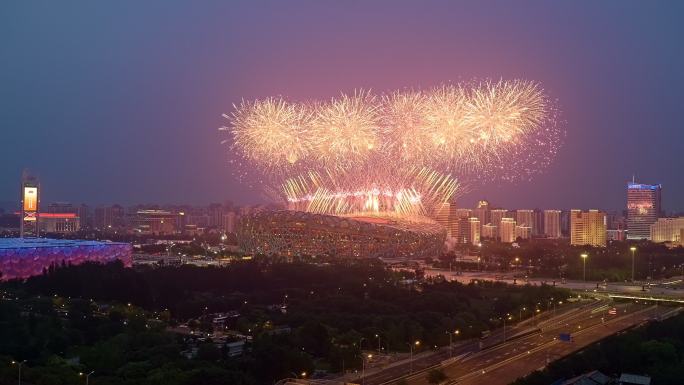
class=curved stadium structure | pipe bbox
[238,210,445,259]
[0,238,132,280]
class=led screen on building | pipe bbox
[23,187,38,212]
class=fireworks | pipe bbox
[311,90,381,168]
[225,97,314,170]
[222,79,561,218]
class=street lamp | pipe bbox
[11,360,27,385]
[409,340,420,373]
[80,371,94,385]
[630,246,637,282]
[502,314,512,342]
[519,307,526,322]
[581,253,588,284]
[374,333,382,355]
[447,330,460,358]
[361,353,373,385]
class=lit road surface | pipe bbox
[359,300,607,385]
[423,269,684,298]
[400,303,678,385]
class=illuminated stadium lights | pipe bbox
[0,238,132,280]
[237,211,445,259]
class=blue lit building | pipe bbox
[626,181,662,240]
[0,238,131,280]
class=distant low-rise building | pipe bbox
[607,229,627,241]
[650,217,684,244]
[557,370,612,385]
[619,373,651,385]
[40,212,80,233]
[133,209,178,235]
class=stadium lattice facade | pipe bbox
[0,238,132,280]
[238,210,445,259]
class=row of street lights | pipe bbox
[582,246,639,285]
[358,338,421,384]
[10,360,93,385]
[357,247,645,384]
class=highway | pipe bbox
[357,299,679,385]
[358,299,598,385]
[423,269,684,299]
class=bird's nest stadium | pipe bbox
[237,210,445,259]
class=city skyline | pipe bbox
[2,3,684,385]
[2,1,684,210]
[1,171,677,217]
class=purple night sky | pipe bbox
[2,1,683,212]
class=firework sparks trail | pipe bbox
[220,79,561,218]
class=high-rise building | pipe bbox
[467,217,481,245]
[606,229,626,241]
[650,217,684,244]
[533,209,544,236]
[482,224,497,239]
[94,204,125,230]
[437,206,471,240]
[627,181,662,240]
[543,210,561,238]
[515,225,531,240]
[490,209,508,228]
[560,210,570,236]
[606,211,626,231]
[454,209,472,218]
[94,206,109,230]
[448,206,470,237]
[20,171,40,238]
[208,203,225,228]
[570,209,607,247]
[434,202,452,237]
[472,200,490,232]
[500,218,516,243]
[455,217,480,245]
[77,204,91,229]
[516,210,534,232]
[223,211,238,234]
